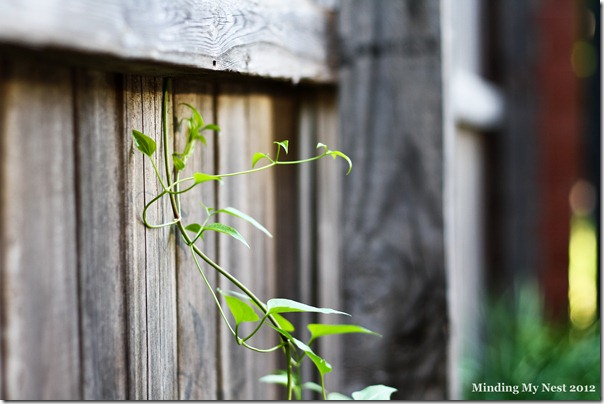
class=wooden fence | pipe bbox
[0,1,343,399]
[0,0,450,400]
[0,56,342,401]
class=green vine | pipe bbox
[132,78,396,400]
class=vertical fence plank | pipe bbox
[339,1,448,399]
[314,90,343,395]
[0,59,80,399]
[122,75,149,400]
[247,93,278,400]
[73,69,127,399]
[217,87,255,400]
[296,93,319,399]
[172,80,218,400]
[141,77,178,400]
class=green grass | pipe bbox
[462,284,600,400]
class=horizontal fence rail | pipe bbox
[0,0,336,83]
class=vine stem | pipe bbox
[159,78,295,395]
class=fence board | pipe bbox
[173,80,219,400]
[0,0,335,83]
[141,77,178,400]
[0,59,80,399]
[122,75,149,400]
[216,88,256,400]
[314,91,343,395]
[296,94,319,399]
[339,0,448,399]
[247,93,278,399]
[73,69,128,399]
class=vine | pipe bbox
[132,78,395,400]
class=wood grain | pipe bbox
[314,90,343,395]
[141,77,178,400]
[339,0,448,399]
[247,93,278,400]
[122,75,149,400]
[73,69,128,399]
[172,80,218,400]
[216,87,255,400]
[0,58,80,399]
[0,0,335,83]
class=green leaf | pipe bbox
[307,324,380,343]
[259,373,288,386]
[214,207,272,238]
[327,150,353,175]
[192,132,207,146]
[203,223,249,248]
[327,392,353,400]
[351,385,397,400]
[220,293,260,325]
[180,103,204,128]
[201,123,221,132]
[252,152,272,168]
[273,327,332,375]
[185,223,202,233]
[173,155,185,171]
[274,140,289,154]
[316,142,328,152]
[272,313,295,332]
[193,172,222,184]
[267,298,350,316]
[217,289,294,331]
[132,130,156,157]
[302,382,324,393]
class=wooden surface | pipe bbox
[0,59,80,399]
[0,56,340,398]
[0,0,335,83]
[74,69,128,400]
[173,81,219,400]
[122,75,150,400]
[338,0,449,399]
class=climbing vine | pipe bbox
[132,78,395,400]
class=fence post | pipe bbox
[338,0,450,399]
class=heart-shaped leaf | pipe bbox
[132,130,156,157]
[307,324,380,343]
[214,207,272,238]
[219,292,259,325]
[267,299,350,316]
[327,392,352,400]
[273,327,332,375]
[201,123,221,132]
[351,385,397,400]
[274,140,289,155]
[193,172,222,184]
[203,223,249,248]
[259,373,289,386]
[173,155,185,171]
[185,223,202,233]
[180,103,204,128]
[252,152,272,168]
[218,289,294,331]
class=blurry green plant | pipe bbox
[462,283,600,400]
[132,78,395,400]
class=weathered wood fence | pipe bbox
[0,0,450,400]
